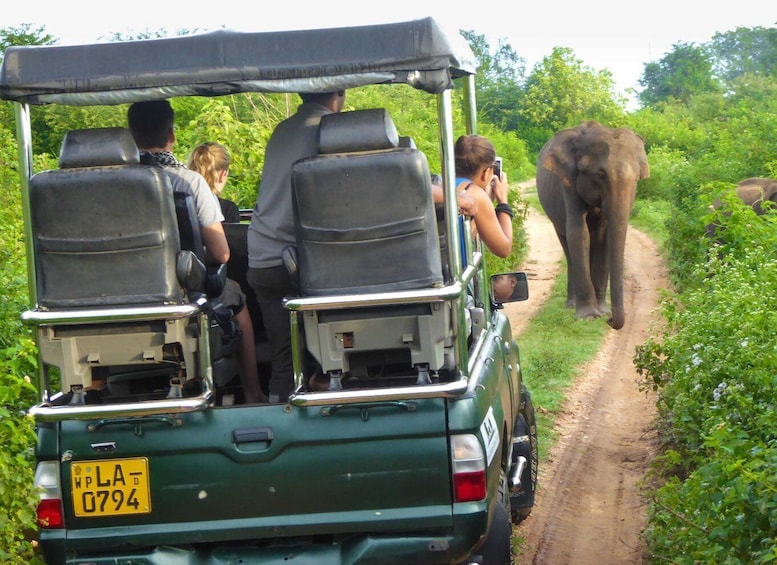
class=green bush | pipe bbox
[638,145,692,202]
[0,338,40,563]
[635,235,777,562]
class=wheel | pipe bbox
[476,471,513,565]
[510,384,538,523]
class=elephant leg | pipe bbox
[555,232,576,308]
[566,212,600,320]
[587,211,609,315]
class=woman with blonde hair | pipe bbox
[188,141,241,222]
[188,142,266,403]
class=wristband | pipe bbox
[495,203,514,219]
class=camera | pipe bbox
[493,157,502,179]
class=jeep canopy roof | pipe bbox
[0,17,477,106]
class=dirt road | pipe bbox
[504,191,667,564]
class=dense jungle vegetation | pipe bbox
[0,23,775,563]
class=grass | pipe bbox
[630,198,671,251]
[517,267,610,458]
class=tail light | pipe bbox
[450,434,486,502]
[35,461,64,529]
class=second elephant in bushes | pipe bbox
[705,177,777,241]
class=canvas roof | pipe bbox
[0,17,477,106]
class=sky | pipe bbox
[3,0,775,108]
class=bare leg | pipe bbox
[235,308,267,403]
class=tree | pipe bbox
[0,23,56,56]
[460,29,526,132]
[516,47,627,154]
[708,26,777,84]
[638,42,721,107]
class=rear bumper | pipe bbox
[44,505,488,565]
[53,530,485,565]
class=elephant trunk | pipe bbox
[606,204,630,330]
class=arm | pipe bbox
[434,179,477,216]
[202,222,230,264]
[472,173,513,258]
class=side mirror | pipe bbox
[490,272,529,304]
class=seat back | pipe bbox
[29,127,183,309]
[291,108,443,296]
[290,110,454,386]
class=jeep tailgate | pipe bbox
[56,397,453,552]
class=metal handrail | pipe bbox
[28,392,213,422]
[21,300,205,326]
[288,377,471,407]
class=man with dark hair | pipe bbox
[247,90,346,402]
[127,99,229,264]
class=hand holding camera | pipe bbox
[493,156,502,180]
[490,156,508,205]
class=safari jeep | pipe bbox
[1,17,537,564]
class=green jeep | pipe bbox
[1,17,537,564]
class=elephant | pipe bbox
[734,177,777,214]
[536,121,649,330]
[705,177,777,241]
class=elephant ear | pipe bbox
[633,134,650,180]
[541,129,580,187]
[638,155,650,180]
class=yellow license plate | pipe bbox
[71,457,151,517]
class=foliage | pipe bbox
[179,95,286,208]
[631,144,692,202]
[630,74,777,292]
[0,23,56,55]
[0,127,30,348]
[630,198,671,252]
[31,105,127,160]
[635,238,777,563]
[708,26,777,85]
[515,47,628,154]
[460,29,526,133]
[0,338,39,563]
[638,42,721,107]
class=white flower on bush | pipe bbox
[691,353,702,367]
[712,382,727,401]
[740,338,749,348]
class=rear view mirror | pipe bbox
[491,272,529,303]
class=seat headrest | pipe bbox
[59,127,140,169]
[318,109,400,155]
[398,136,417,149]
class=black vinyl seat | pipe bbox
[26,127,213,403]
[292,108,443,296]
[289,109,451,387]
[30,127,186,308]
